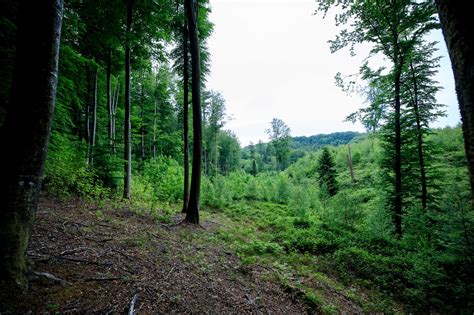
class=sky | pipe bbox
[206,0,460,146]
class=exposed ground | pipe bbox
[0,195,363,314]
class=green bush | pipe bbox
[238,239,283,256]
[44,134,109,199]
[142,156,183,203]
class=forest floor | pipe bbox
[0,195,365,314]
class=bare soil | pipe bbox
[0,196,310,314]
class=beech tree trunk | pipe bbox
[153,99,157,159]
[0,0,63,288]
[436,0,474,201]
[88,66,98,165]
[394,62,403,238]
[182,20,190,213]
[123,0,133,199]
[185,0,202,224]
[112,84,119,155]
[107,48,113,152]
[140,83,145,160]
[85,69,90,148]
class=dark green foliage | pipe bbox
[317,147,338,196]
[292,131,363,150]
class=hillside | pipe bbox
[0,196,365,313]
[291,131,364,150]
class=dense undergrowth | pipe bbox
[43,126,473,313]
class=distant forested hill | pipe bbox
[291,131,364,150]
[241,131,365,172]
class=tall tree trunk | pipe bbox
[85,69,90,153]
[185,0,202,224]
[112,83,119,155]
[394,62,403,238]
[140,83,145,161]
[0,0,63,288]
[182,21,190,213]
[123,0,133,199]
[89,66,98,165]
[215,126,218,177]
[436,0,474,201]
[348,144,356,183]
[153,99,157,159]
[409,63,428,210]
[107,48,113,152]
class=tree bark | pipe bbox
[185,0,202,224]
[436,0,474,201]
[123,0,133,199]
[107,48,113,153]
[182,20,190,213]
[153,99,157,159]
[215,125,218,177]
[85,69,90,151]
[0,0,63,288]
[409,62,427,210]
[89,66,98,165]
[394,61,403,238]
[140,83,145,161]
[112,83,119,155]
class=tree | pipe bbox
[182,18,190,212]
[403,41,444,210]
[319,0,438,237]
[0,0,63,287]
[123,0,133,199]
[266,118,291,170]
[204,91,226,176]
[170,1,191,212]
[435,1,474,201]
[317,147,338,196]
[87,66,98,165]
[218,130,241,174]
[185,0,202,224]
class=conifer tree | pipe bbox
[317,147,338,197]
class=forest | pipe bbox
[0,0,473,313]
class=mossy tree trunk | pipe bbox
[436,0,474,201]
[0,0,63,288]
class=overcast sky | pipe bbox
[206,0,460,146]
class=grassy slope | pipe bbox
[202,202,403,313]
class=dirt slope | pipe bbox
[0,196,309,314]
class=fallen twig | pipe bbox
[128,293,139,315]
[27,251,52,262]
[84,276,121,282]
[84,236,113,242]
[114,249,134,261]
[164,264,176,280]
[60,246,88,256]
[54,256,112,266]
[28,271,70,285]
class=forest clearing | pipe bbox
[0,0,473,313]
